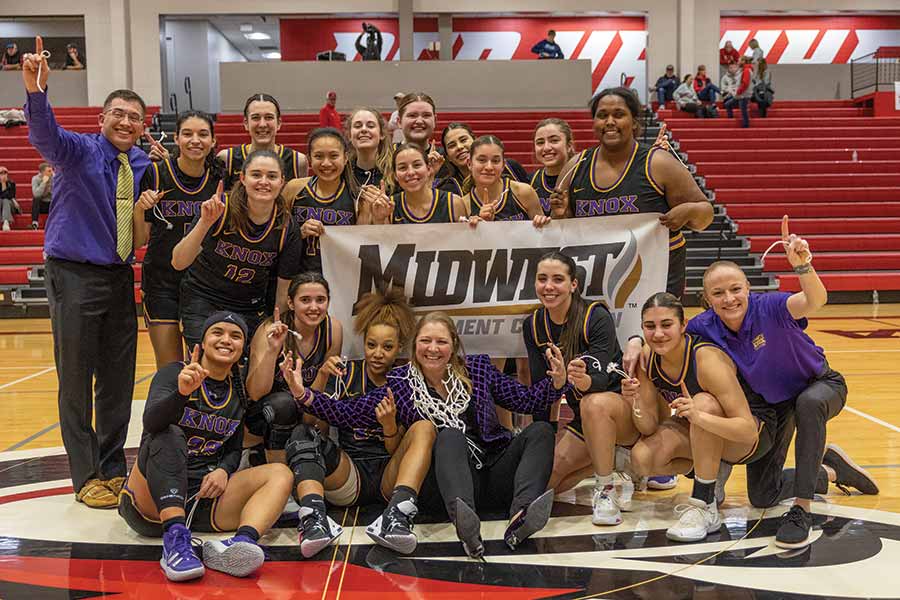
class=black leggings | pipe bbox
[433,422,554,519]
[746,367,847,506]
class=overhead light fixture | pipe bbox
[244,32,271,40]
[240,23,253,32]
[263,51,281,59]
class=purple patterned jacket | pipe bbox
[301,354,566,447]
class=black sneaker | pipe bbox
[504,489,554,550]
[775,505,814,549]
[452,498,484,559]
[297,506,343,558]
[823,444,879,495]
[366,500,418,555]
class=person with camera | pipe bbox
[356,22,383,61]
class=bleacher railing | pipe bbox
[851,46,900,98]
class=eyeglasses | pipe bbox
[105,108,144,124]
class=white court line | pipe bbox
[845,406,900,434]
[828,349,900,354]
[0,366,55,391]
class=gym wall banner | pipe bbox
[720,16,900,64]
[320,214,668,359]
[279,16,647,98]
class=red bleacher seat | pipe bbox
[663,100,900,293]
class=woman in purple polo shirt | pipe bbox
[687,216,878,549]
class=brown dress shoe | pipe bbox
[104,476,126,497]
[75,479,118,509]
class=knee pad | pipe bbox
[285,424,327,485]
[247,392,301,449]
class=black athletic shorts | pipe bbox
[142,286,181,327]
[353,456,391,506]
[179,290,265,350]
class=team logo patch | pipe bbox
[753,333,767,350]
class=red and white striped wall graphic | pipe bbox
[280,17,649,99]
[720,16,900,64]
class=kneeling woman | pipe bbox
[284,312,568,558]
[525,252,636,526]
[118,312,293,582]
[314,288,436,555]
[625,293,771,543]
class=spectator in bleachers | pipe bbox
[674,75,715,118]
[720,62,739,109]
[753,58,774,118]
[31,162,53,229]
[531,30,564,59]
[748,38,764,64]
[2,43,21,70]
[318,91,342,129]
[693,65,721,104]
[64,44,85,70]
[388,91,405,144]
[719,40,740,69]
[653,65,679,109]
[0,166,17,231]
[726,56,754,128]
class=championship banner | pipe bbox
[320,215,668,359]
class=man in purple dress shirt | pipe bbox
[22,37,150,509]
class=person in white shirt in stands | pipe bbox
[31,162,53,229]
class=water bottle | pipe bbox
[851,150,858,162]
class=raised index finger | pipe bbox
[273,305,281,324]
[190,344,201,364]
[36,36,44,56]
[215,180,224,201]
[781,215,790,243]
[680,380,691,399]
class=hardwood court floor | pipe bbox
[0,304,897,599]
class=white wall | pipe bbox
[0,18,84,38]
[162,20,246,113]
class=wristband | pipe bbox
[793,263,812,275]
[294,388,312,407]
[627,334,644,345]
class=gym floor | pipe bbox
[0,304,897,599]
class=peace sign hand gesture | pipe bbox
[21,37,50,93]
[545,343,567,390]
[651,123,671,152]
[781,215,812,268]
[178,345,209,396]
[280,351,308,403]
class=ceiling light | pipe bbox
[240,23,253,32]
[263,52,281,59]
[244,32,271,40]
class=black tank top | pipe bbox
[272,314,334,392]
[648,334,717,405]
[141,158,221,293]
[529,168,557,215]
[568,143,685,253]
[292,177,357,273]
[469,179,529,221]
[222,144,304,191]
[181,195,291,312]
[328,359,392,460]
[437,175,464,196]
[391,189,458,224]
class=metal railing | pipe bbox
[851,47,900,98]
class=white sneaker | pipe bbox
[666,497,722,542]
[615,446,647,492]
[592,484,623,525]
[2,221,9,231]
